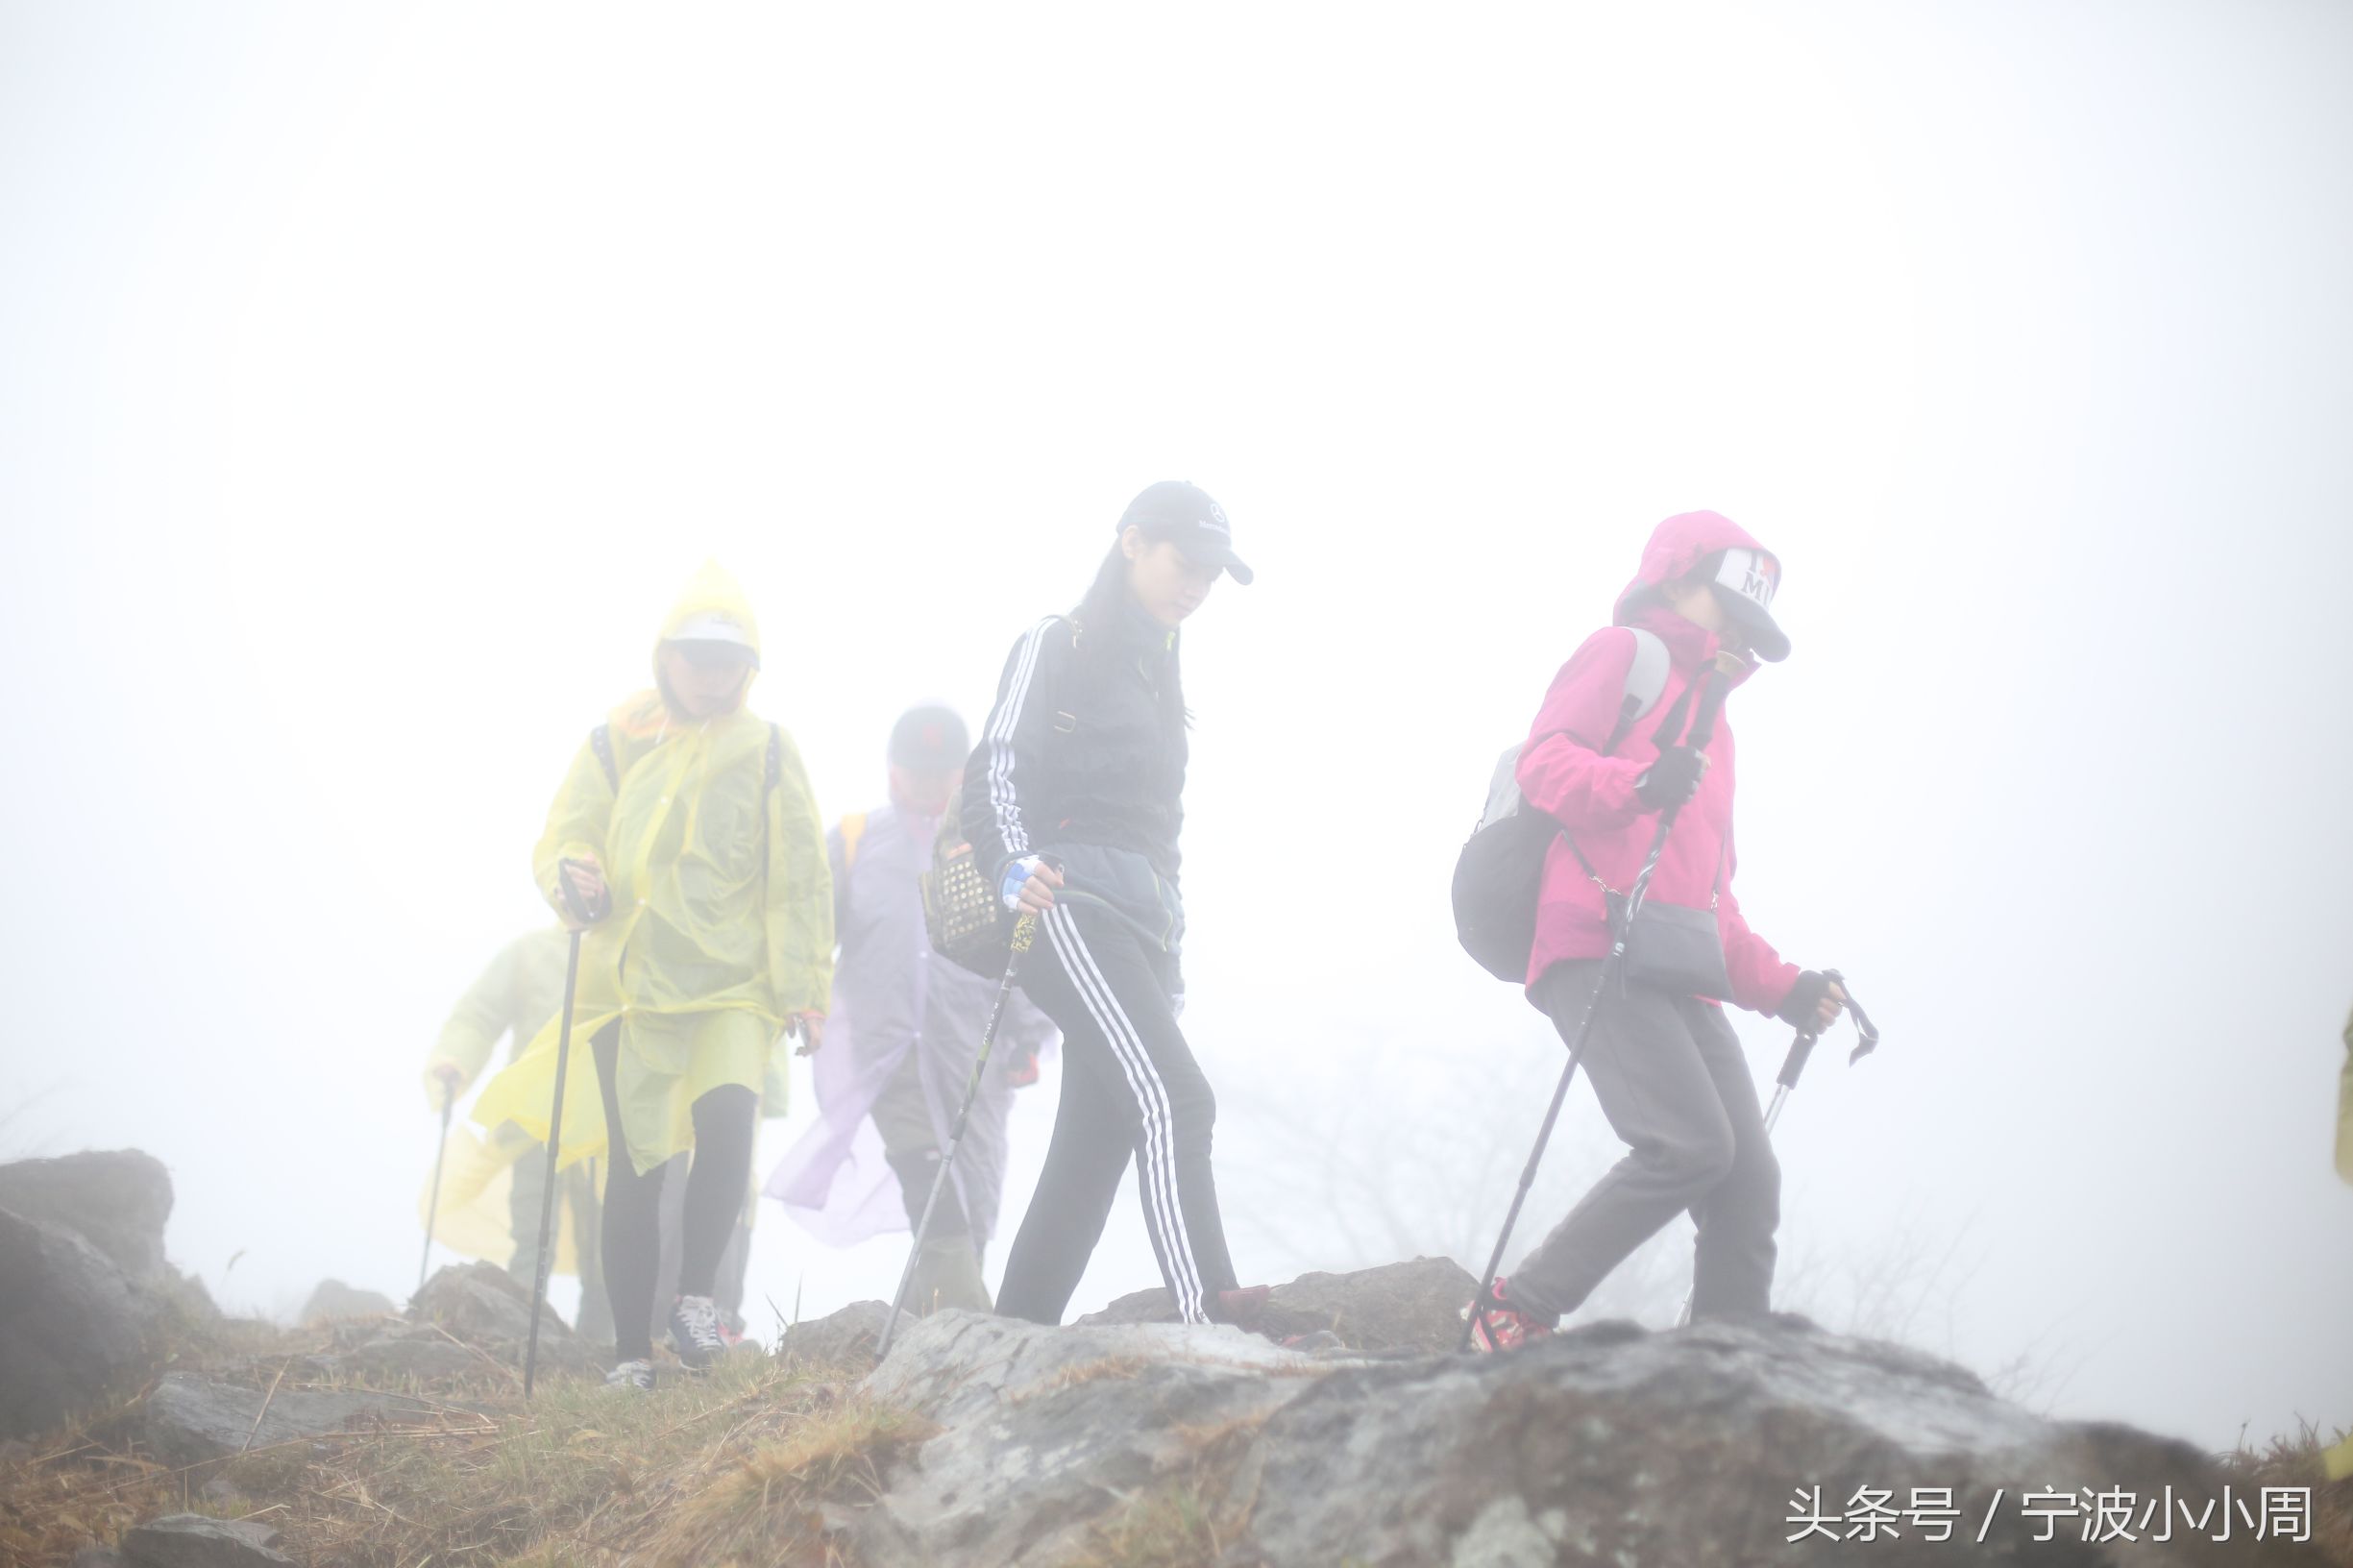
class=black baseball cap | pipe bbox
[889,704,969,772]
[1117,480,1253,585]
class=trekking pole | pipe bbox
[1460,659,1737,1353]
[1761,970,1877,1135]
[1677,971,1879,1324]
[526,863,603,1398]
[418,1090,454,1296]
[877,902,1044,1360]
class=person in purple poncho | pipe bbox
[766,705,1058,1312]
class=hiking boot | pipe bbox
[602,1359,655,1393]
[669,1294,725,1371]
[1210,1285,1272,1328]
[910,1236,993,1315]
[1464,1277,1554,1354]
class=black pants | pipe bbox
[996,901,1237,1325]
[589,1022,758,1361]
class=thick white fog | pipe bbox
[3,1,2346,1454]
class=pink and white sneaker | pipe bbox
[1464,1277,1555,1354]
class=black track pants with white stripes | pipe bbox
[995,900,1238,1325]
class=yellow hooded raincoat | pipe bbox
[474,566,832,1177]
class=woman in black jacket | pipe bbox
[966,480,1255,1326]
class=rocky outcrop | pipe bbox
[298,1279,397,1325]
[1077,1255,1478,1354]
[405,1262,592,1373]
[0,1152,175,1283]
[854,1279,2320,1567]
[777,1299,908,1369]
[859,1311,1309,1565]
[0,1203,169,1439]
[140,1372,428,1469]
[0,1150,227,1439]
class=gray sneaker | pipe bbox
[602,1359,654,1393]
[669,1294,724,1371]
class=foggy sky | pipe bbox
[2,0,2347,1453]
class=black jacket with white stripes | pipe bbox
[966,603,1188,891]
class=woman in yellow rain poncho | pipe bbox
[475,564,831,1389]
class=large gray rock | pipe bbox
[1078,1257,1480,1355]
[408,1261,587,1370]
[857,1311,1320,1564]
[0,1151,174,1283]
[122,1513,295,1567]
[777,1299,907,1369]
[1239,1317,2309,1566]
[141,1372,425,1468]
[852,1309,2318,1567]
[0,1205,168,1438]
[298,1279,398,1326]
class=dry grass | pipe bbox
[0,1314,923,1568]
[1067,1409,1273,1568]
[2217,1421,2353,1566]
[1009,1355,1156,1404]
[642,1399,931,1567]
[1073,1483,1225,1568]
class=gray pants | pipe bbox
[1507,961,1780,1323]
[506,1149,612,1345]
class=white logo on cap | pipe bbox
[1198,503,1230,538]
[1714,547,1777,610]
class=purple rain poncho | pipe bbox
[765,801,1057,1248]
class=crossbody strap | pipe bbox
[1565,821,1725,907]
[1560,661,1722,905]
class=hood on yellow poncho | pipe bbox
[648,561,764,723]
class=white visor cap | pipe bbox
[670,612,756,649]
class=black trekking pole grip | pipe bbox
[1776,1029,1823,1093]
[556,857,612,926]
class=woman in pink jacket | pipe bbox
[1470,511,1848,1351]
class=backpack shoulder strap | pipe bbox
[1604,628,1672,754]
[1563,628,1678,888]
[839,811,869,875]
[589,723,620,793]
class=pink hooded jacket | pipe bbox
[1516,511,1802,1015]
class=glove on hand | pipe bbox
[1634,745,1708,811]
[1777,969,1841,1031]
[1000,855,1045,912]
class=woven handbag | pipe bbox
[921,786,1017,979]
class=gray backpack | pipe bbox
[1451,629,1669,982]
